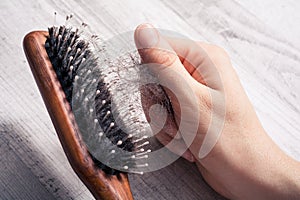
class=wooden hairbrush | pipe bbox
[23,31,133,200]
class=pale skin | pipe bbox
[134,23,300,200]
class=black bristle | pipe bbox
[45,26,138,175]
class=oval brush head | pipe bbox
[44,17,174,175]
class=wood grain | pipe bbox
[0,0,299,199]
[0,130,55,200]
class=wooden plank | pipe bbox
[129,158,224,200]
[0,0,299,199]
[0,129,55,200]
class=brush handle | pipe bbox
[23,31,134,200]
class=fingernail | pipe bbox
[174,129,182,140]
[188,154,195,162]
[136,23,158,48]
[183,151,195,162]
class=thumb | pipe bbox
[134,23,195,84]
[134,23,202,99]
[134,23,201,149]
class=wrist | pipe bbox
[281,157,300,199]
[235,136,300,200]
[197,127,300,200]
[235,133,300,200]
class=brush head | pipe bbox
[44,21,174,175]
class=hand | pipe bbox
[134,23,300,200]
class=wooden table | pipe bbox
[0,0,299,199]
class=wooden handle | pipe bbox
[23,31,134,200]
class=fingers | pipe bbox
[134,23,202,138]
[134,23,205,95]
[155,130,195,163]
[134,23,229,92]
[148,103,181,139]
[164,37,208,84]
[134,23,203,154]
[164,37,226,90]
[140,83,198,163]
[140,83,181,139]
[135,23,225,161]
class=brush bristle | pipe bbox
[45,23,155,174]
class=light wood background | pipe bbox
[0,0,300,199]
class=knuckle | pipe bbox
[158,51,177,67]
[211,45,230,59]
[150,48,177,67]
[197,42,229,59]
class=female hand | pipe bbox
[134,23,300,200]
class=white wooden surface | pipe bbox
[0,0,299,199]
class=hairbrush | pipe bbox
[23,15,176,200]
